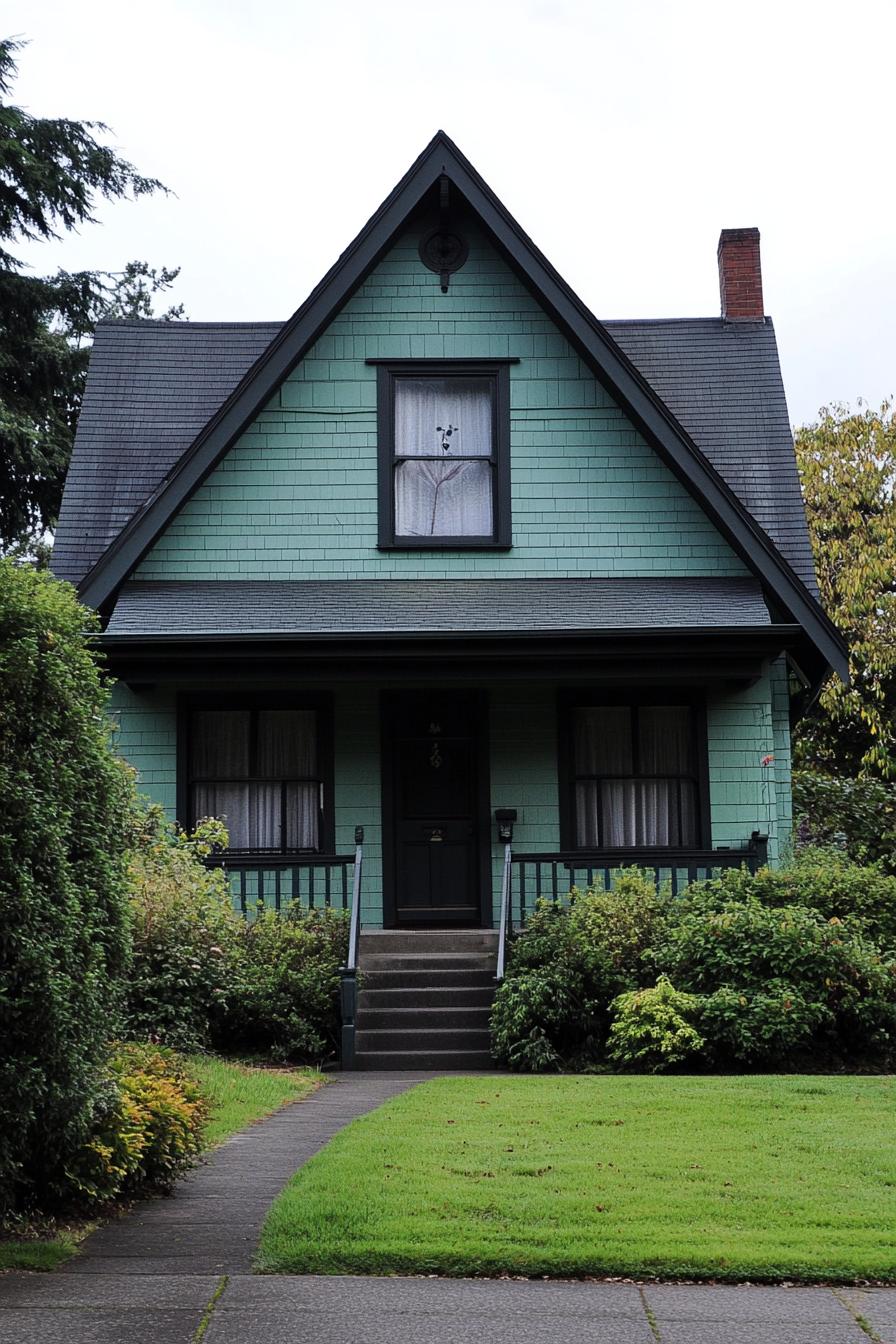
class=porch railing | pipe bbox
[207,851,357,917]
[340,828,365,1071]
[496,832,768,981]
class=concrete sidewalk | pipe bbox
[0,1072,893,1343]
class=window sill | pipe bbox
[378,540,512,552]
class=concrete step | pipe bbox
[358,1005,492,1031]
[360,967,496,991]
[359,930,498,955]
[353,1049,495,1071]
[356,1027,492,1053]
[359,953,496,973]
[359,985,495,1010]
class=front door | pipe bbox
[382,691,487,927]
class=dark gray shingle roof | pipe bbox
[605,318,816,590]
[53,316,816,592]
[103,577,771,638]
[52,321,281,586]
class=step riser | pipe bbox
[353,1051,495,1071]
[357,1028,492,1053]
[360,954,496,972]
[359,1007,492,1031]
[361,969,496,990]
[359,933,498,955]
[359,987,495,1010]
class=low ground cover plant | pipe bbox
[492,856,896,1072]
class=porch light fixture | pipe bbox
[495,808,517,843]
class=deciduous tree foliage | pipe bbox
[0,38,181,550]
[795,399,896,776]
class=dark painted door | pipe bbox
[385,692,484,927]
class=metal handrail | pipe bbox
[346,827,364,972]
[495,840,513,981]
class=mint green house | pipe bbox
[53,135,845,1065]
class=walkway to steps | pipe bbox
[354,928,498,1069]
[2,1072,894,1343]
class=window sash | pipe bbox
[188,707,322,853]
[388,369,500,542]
[569,703,700,849]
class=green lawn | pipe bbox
[0,1055,323,1272]
[186,1055,323,1148]
[258,1074,896,1283]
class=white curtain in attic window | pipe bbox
[394,378,493,536]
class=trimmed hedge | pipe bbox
[0,561,132,1217]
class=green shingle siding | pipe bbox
[135,228,746,581]
[706,657,792,866]
[110,225,796,916]
[111,673,791,928]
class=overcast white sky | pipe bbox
[11,0,896,425]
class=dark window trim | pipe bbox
[176,691,335,855]
[557,687,711,851]
[373,360,512,550]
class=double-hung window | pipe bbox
[561,695,708,850]
[185,701,331,853]
[373,361,511,548]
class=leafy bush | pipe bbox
[491,871,671,1071]
[657,893,896,1065]
[226,906,349,1064]
[68,1044,207,1207]
[0,561,133,1218]
[794,770,896,871]
[607,977,705,1072]
[682,852,896,956]
[124,807,239,1051]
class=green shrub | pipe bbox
[682,853,896,957]
[490,870,671,1071]
[68,1044,207,1207]
[794,770,896,871]
[0,561,132,1219]
[657,894,896,1065]
[607,976,705,1072]
[225,905,349,1064]
[124,807,239,1051]
[491,968,587,1072]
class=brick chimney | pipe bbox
[717,227,764,320]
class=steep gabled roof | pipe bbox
[54,317,817,594]
[60,130,845,681]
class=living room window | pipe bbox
[184,700,332,853]
[372,360,512,548]
[560,694,709,850]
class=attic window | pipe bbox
[374,361,511,549]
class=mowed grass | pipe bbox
[258,1074,896,1283]
[0,1056,323,1272]
[184,1055,324,1148]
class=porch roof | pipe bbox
[103,577,772,639]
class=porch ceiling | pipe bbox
[104,577,772,639]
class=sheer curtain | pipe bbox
[573,705,695,848]
[190,708,319,850]
[393,378,493,536]
[258,711,318,850]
